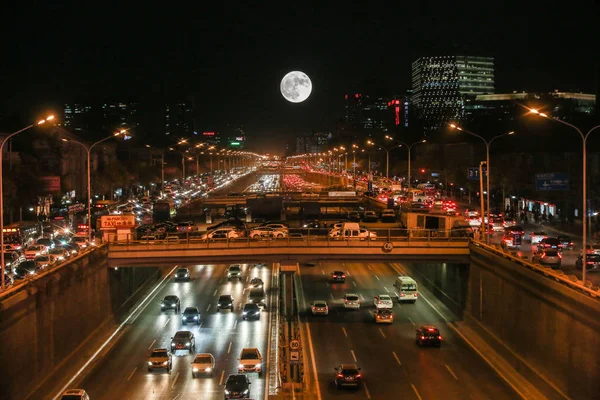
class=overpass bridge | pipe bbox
[106,236,470,267]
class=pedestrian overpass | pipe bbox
[106,236,470,267]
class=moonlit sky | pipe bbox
[1,1,598,153]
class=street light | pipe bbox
[529,108,600,285]
[61,129,129,246]
[1,115,55,290]
[367,140,403,182]
[384,136,427,190]
[449,123,514,244]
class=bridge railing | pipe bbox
[106,228,470,248]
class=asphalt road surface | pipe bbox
[299,261,519,400]
[71,263,272,400]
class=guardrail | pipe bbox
[472,240,600,299]
[0,244,105,301]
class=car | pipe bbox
[71,236,89,248]
[217,295,234,311]
[170,330,196,352]
[334,364,362,389]
[34,254,55,268]
[48,247,69,261]
[362,211,378,222]
[538,237,562,251]
[530,231,548,245]
[59,389,90,400]
[176,221,196,232]
[161,295,181,312]
[466,216,482,227]
[506,225,525,237]
[14,261,37,279]
[242,303,261,320]
[373,294,393,309]
[182,307,201,325]
[174,267,191,281]
[343,293,360,309]
[347,211,361,222]
[310,300,329,315]
[248,277,263,288]
[330,270,346,283]
[224,374,251,399]
[248,288,266,307]
[416,325,442,347]
[227,264,243,280]
[503,217,516,228]
[381,209,397,222]
[557,235,574,250]
[576,254,600,271]
[147,348,172,372]
[237,348,263,375]
[533,249,562,268]
[375,309,394,323]
[191,353,215,377]
[24,244,46,260]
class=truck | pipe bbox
[237,348,263,376]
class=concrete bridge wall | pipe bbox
[0,246,160,400]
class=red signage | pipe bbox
[203,132,215,136]
[395,106,400,126]
[40,176,61,192]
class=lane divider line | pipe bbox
[54,265,178,400]
[383,286,389,292]
[321,269,325,275]
[364,382,372,399]
[367,265,372,271]
[408,316,415,326]
[342,327,348,337]
[126,366,137,382]
[171,371,180,387]
[162,318,170,329]
[233,320,238,330]
[411,383,423,400]
[219,369,225,385]
[213,289,218,296]
[206,304,211,312]
[445,364,458,380]
[378,328,386,339]
[374,275,380,281]
[147,339,156,350]
[350,349,357,362]
[227,342,232,354]
[352,281,357,287]
[359,293,364,301]
[392,351,402,366]
[330,293,334,300]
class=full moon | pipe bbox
[280,71,312,103]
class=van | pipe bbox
[393,276,418,303]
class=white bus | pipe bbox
[407,189,427,203]
[393,276,418,303]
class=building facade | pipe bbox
[165,101,194,137]
[412,56,495,129]
[296,132,331,154]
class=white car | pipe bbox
[343,293,361,309]
[25,245,47,260]
[191,353,215,377]
[466,216,481,227]
[373,294,393,309]
[530,231,548,244]
[310,300,329,315]
[464,209,479,218]
[249,227,287,239]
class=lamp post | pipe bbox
[61,129,128,246]
[449,124,514,245]
[529,109,600,285]
[1,115,55,290]
[367,140,403,184]
[384,136,427,190]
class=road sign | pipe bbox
[467,167,487,181]
[535,173,569,191]
[289,339,300,350]
[289,351,300,363]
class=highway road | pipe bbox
[299,261,519,400]
[69,263,273,400]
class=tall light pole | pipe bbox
[1,115,55,290]
[62,129,128,245]
[449,124,514,245]
[529,109,600,285]
[367,140,403,183]
[385,136,427,190]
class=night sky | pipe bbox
[2,1,599,152]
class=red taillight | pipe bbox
[378,301,381,304]
[427,328,435,332]
[312,306,316,310]
[356,374,362,378]
[332,275,337,278]
[337,374,343,378]
[421,336,425,340]
[558,253,562,258]
[342,275,346,278]
[345,300,348,303]
[414,293,418,297]
[438,336,442,340]
[400,293,405,297]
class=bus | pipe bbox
[393,276,418,303]
[153,200,176,222]
[407,189,427,203]
[2,222,42,250]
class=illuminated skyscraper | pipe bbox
[165,101,194,137]
[412,56,494,129]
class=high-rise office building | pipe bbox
[102,102,140,132]
[412,56,495,129]
[344,94,390,133]
[62,103,95,133]
[296,132,331,154]
[165,101,194,137]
